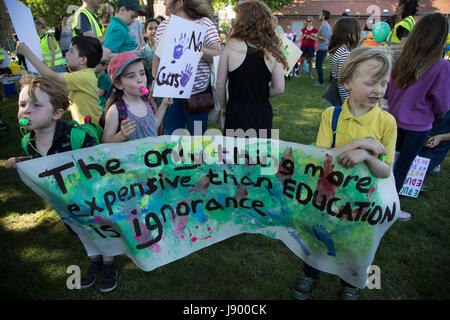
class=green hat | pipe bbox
[116,0,146,14]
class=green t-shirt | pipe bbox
[103,16,137,53]
[97,72,112,110]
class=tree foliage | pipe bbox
[18,0,293,29]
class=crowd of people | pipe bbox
[0,0,449,298]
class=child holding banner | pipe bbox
[386,13,449,220]
[293,47,396,300]
[102,52,171,143]
[5,76,97,167]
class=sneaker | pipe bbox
[100,263,118,293]
[431,165,440,173]
[80,259,103,289]
[312,82,324,87]
[341,286,358,300]
[292,276,315,300]
[397,210,412,222]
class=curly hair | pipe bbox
[229,1,288,70]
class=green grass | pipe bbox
[0,62,449,300]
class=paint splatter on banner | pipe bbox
[17,135,399,288]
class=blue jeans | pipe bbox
[315,50,327,84]
[163,89,210,135]
[394,128,430,192]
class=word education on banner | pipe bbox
[153,15,206,99]
[17,136,400,288]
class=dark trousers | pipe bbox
[315,49,327,84]
[418,111,450,171]
[394,128,430,192]
[304,263,356,288]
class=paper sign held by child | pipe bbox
[153,15,206,99]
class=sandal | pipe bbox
[341,286,358,300]
[292,276,316,300]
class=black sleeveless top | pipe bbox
[225,43,273,137]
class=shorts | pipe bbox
[301,46,315,58]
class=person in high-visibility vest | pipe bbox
[34,17,67,72]
[386,0,418,49]
[72,0,105,44]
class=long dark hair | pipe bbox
[328,17,360,55]
[392,13,448,88]
[398,0,418,19]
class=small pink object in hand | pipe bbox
[140,87,149,95]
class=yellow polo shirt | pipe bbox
[63,68,102,124]
[316,99,397,164]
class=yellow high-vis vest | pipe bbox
[0,49,5,60]
[72,8,105,38]
[40,33,65,67]
[386,16,415,45]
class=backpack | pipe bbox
[331,106,342,148]
[21,120,103,156]
[98,96,158,133]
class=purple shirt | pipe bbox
[386,59,450,131]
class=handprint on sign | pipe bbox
[180,64,193,87]
[173,33,189,61]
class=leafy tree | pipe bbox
[19,0,76,29]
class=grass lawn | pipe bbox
[0,61,449,300]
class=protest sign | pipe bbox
[17,135,399,288]
[5,0,42,74]
[395,152,430,198]
[281,36,302,77]
[153,15,206,99]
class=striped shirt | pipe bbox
[154,17,220,95]
[329,46,351,105]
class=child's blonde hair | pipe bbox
[20,76,70,111]
[339,46,392,85]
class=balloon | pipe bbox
[372,22,390,43]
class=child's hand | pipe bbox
[161,98,173,106]
[425,135,442,148]
[338,149,369,168]
[356,138,386,157]
[15,41,29,56]
[119,118,136,139]
[5,157,18,169]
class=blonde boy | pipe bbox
[293,47,397,301]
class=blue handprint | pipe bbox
[180,64,193,87]
[313,225,336,256]
[173,33,188,60]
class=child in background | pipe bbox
[95,61,112,111]
[102,51,170,143]
[16,36,103,124]
[419,111,450,173]
[102,0,145,62]
[386,13,449,221]
[293,47,396,300]
[5,76,97,168]
[325,17,361,106]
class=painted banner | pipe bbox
[153,15,206,98]
[17,135,399,288]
